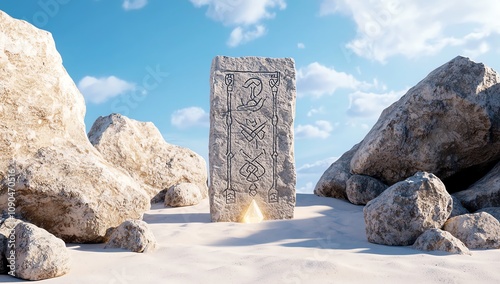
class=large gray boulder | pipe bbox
[105,220,157,253]
[88,113,208,203]
[412,228,470,255]
[165,183,203,207]
[346,174,388,205]
[10,222,71,281]
[0,11,150,243]
[454,161,500,211]
[443,212,500,249]
[364,172,452,246]
[350,56,500,187]
[314,143,360,199]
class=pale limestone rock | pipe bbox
[450,195,469,218]
[454,161,500,211]
[477,207,500,222]
[350,56,500,187]
[165,183,203,207]
[444,212,500,249]
[314,143,360,200]
[11,222,71,281]
[346,174,388,205]
[209,56,296,222]
[0,11,150,243]
[105,220,157,253]
[88,113,208,203]
[364,172,452,246]
[413,228,470,255]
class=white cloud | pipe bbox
[347,89,407,118]
[463,42,490,60]
[190,0,286,46]
[295,120,334,139]
[227,25,266,47]
[122,0,148,10]
[307,106,325,117]
[297,182,314,194]
[297,42,305,49]
[171,107,209,129]
[297,156,338,174]
[297,62,371,98]
[78,76,135,104]
[320,0,500,62]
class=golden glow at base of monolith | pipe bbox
[241,200,264,223]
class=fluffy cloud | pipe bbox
[347,89,406,118]
[297,62,371,98]
[307,106,325,117]
[297,156,338,174]
[78,76,135,104]
[297,42,305,49]
[171,107,209,129]
[227,25,266,47]
[190,0,286,46]
[320,0,500,62]
[122,0,148,10]
[295,120,335,139]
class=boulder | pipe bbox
[0,11,150,243]
[443,212,500,249]
[454,161,500,211]
[105,220,156,253]
[314,143,360,199]
[88,113,208,203]
[477,207,500,222]
[364,172,452,246]
[10,222,71,281]
[346,174,388,205]
[450,195,469,218]
[165,183,203,207]
[350,56,500,188]
[412,228,470,255]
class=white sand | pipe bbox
[2,194,500,283]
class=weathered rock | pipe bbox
[477,207,500,222]
[314,143,360,200]
[105,220,156,253]
[450,195,469,218]
[443,212,500,249]
[88,113,208,203]
[165,183,203,207]
[11,222,71,280]
[364,172,452,246]
[209,56,296,222]
[350,56,500,187]
[454,161,500,211]
[346,174,388,205]
[0,11,150,243]
[413,228,470,255]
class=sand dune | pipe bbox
[2,194,499,283]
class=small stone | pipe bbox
[165,183,203,207]
[346,174,388,205]
[413,228,470,255]
[105,220,157,253]
[443,212,500,249]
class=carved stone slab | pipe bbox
[209,56,296,222]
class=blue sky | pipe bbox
[2,0,499,193]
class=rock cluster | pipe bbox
[316,56,500,253]
[105,220,157,253]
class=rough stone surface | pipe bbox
[12,222,71,281]
[364,172,453,246]
[413,228,470,255]
[346,174,388,205]
[165,183,203,207]
[209,56,296,222]
[88,114,208,203]
[454,161,500,211]
[477,207,500,222]
[314,143,360,200]
[105,220,157,253]
[444,212,500,249]
[350,56,500,187]
[450,195,469,218]
[0,11,150,243]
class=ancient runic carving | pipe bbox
[209,56,296,222]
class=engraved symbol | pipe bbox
[249,183,258,197]
[237,78,265,112]
[239,149,266,183]
[224,74,236,204]
[236,118,267,148]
